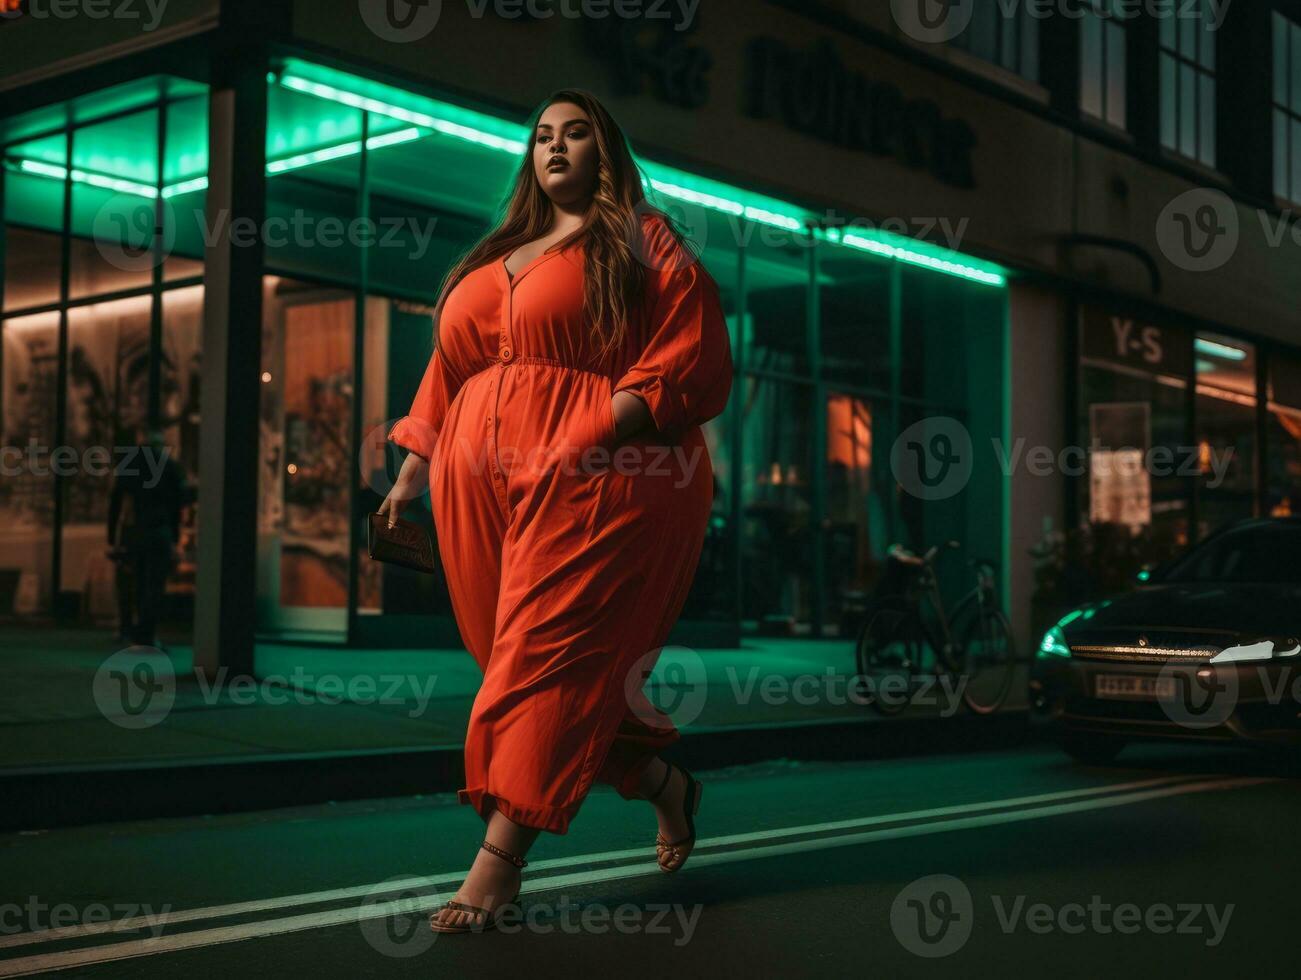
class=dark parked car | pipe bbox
[1031,518,1301,763]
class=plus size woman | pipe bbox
[379,89,733,933]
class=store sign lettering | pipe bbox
[1080,307,1191,378]
[743,35,976,189]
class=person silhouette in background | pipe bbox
[108,428,187,649]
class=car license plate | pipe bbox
[1095,674,1176,700]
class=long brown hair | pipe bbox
[428,88,707,366]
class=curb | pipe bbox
[1,711,1041,832]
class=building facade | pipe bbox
[1,0,1298,668]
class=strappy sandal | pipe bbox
[429,840,527,934]
[646,761,702,873]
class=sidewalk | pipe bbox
[0,628,1034,830]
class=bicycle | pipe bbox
[855,541,1018,716]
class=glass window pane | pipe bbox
[819,245,892,391]
[1106,23,1127,128]
[1160,54,1178,149]
[164,95,209,279]
[160,284,203,635]
[1195,332,1257,537]
[257,276,355,635]
[1293,22,1301,110]
[741,374,815,637]
[0,313,60,614]
[1179,64,1197,159]
[1292,119,1301,205]
[1273,13,1288,107]
[1198,73,1215,167]
[1267,354,1301,517]
[3,228,63,312]
[1277,108,1291,201]
[1021,11,1039,82]
[1179,11,1196,59]
[60,297,153,603]
[1160,11,1175,51]
[70,109,160,300]
[265,83,364,285]
[1199,19,1215,71]
[1081,14,1103,119]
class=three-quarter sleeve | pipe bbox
[612,217,734,441]
[388,346,462,461]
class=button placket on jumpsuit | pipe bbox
[388,213,733,834]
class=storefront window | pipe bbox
[0,79,207,627]
[1077,306,1191,582]
[257,277,356,634]
[0,313,58,615]
[1267,353,1301,516]
[1193,331,1257,537]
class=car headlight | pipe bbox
[1037,625,1072,659]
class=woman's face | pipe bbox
[532,101,597,204]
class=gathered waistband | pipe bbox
[468,355,611,381]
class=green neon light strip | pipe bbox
[8,58,1009,288]
[1194,337,1246,361]
[272,58,1006,287]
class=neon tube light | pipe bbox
[1194,337,1247,361]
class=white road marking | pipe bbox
[0,771,1204,951]
[0,774,1271,976]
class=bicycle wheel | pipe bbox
[855,600,922,716]
[957,607,1016,715]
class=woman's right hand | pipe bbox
[378,451,430,527]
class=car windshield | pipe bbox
[1161,523,1301,584]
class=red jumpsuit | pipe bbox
[388,212,733,834]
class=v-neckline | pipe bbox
[500,240,568,288]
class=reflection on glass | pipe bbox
[258,277,355,633]
[1267,354,1301,517]
[70,109,160,299]
[0,314,59,614]
[1194,331,1257,536]
[741,374,815,635]
[60,297,152,600]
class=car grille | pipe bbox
[1068,643,1222,664]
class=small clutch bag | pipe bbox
[366,512,436,574]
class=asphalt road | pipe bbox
[2,740,1298,978]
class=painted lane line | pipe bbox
[0,771,1209,952]
[0,775,1270,977]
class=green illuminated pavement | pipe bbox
[0,627,1030,773]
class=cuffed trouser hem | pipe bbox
[457,787,584,835]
